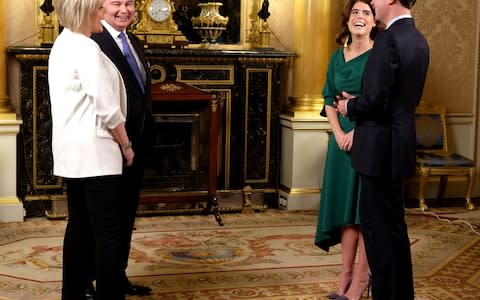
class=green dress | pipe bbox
[315,48,371,252]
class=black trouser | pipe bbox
[119,145,145,283]
[359,175,414,300]
[84,134,150,288]
[62,176,125,300]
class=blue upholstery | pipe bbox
[416,151,474,167]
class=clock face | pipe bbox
[148,0,171,22]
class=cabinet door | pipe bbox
[18,61,65,217]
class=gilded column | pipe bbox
[286,0,344,118]
[0,0,24,222]
[0,0,14,118]
[278,0,344,210]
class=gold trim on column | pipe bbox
[279,184,321,195]
[0,100,16,120]
[286,96,325,119]
[0,197,21,204]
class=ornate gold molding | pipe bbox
[238,57,286,64]
[150,64,167,83]
[15,54,50,61]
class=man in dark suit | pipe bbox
[337,0,429,299]
[90,0,154,296]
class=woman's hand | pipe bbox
[333,130,347,150]
[121,146,135,166]
[343,129,354,152]
[334,129,354,151]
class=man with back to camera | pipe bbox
[90,0,154,296]
[336,0,429,299]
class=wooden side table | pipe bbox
[141,81,223,226]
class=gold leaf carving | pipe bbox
[160,83,183,93]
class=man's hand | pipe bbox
[336,91,355,116]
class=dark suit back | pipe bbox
[347,18,429,179]
[91,29,152,141]
[91,28,154,283]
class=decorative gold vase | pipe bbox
[191,2,229,44]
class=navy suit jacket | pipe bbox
[91,28,152,141]
[347,18,429,180]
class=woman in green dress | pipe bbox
[315,1,380,299]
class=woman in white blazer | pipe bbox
[49,0,132,299]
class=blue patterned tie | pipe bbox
[119,32,145,93]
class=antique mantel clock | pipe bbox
[133,0,188,47]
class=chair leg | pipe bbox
[437,175,447,200]
[465,171,476,210]
[418,175,428,211]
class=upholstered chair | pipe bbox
[414,101,476,211]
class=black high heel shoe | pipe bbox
[326,277,352,299]
[335,275,371,300]
[327,291,340,299]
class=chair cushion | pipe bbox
[416,114,444,150]
[416,151,474,167]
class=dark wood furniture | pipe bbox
[7,46,294,218]
[144,81,223,225]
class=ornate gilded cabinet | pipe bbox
[7,46,294,217]
[6,48,62,217]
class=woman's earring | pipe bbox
[343,35,350,48]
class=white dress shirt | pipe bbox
[101,20,147,83]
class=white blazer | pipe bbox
[48,28,127,178]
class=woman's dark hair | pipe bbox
[335,0,380,46]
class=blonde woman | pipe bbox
[49,0,132,299]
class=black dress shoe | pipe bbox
[125,281,152,295]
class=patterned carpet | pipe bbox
[0,209,478,299]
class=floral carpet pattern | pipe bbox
[0,209,478,299]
